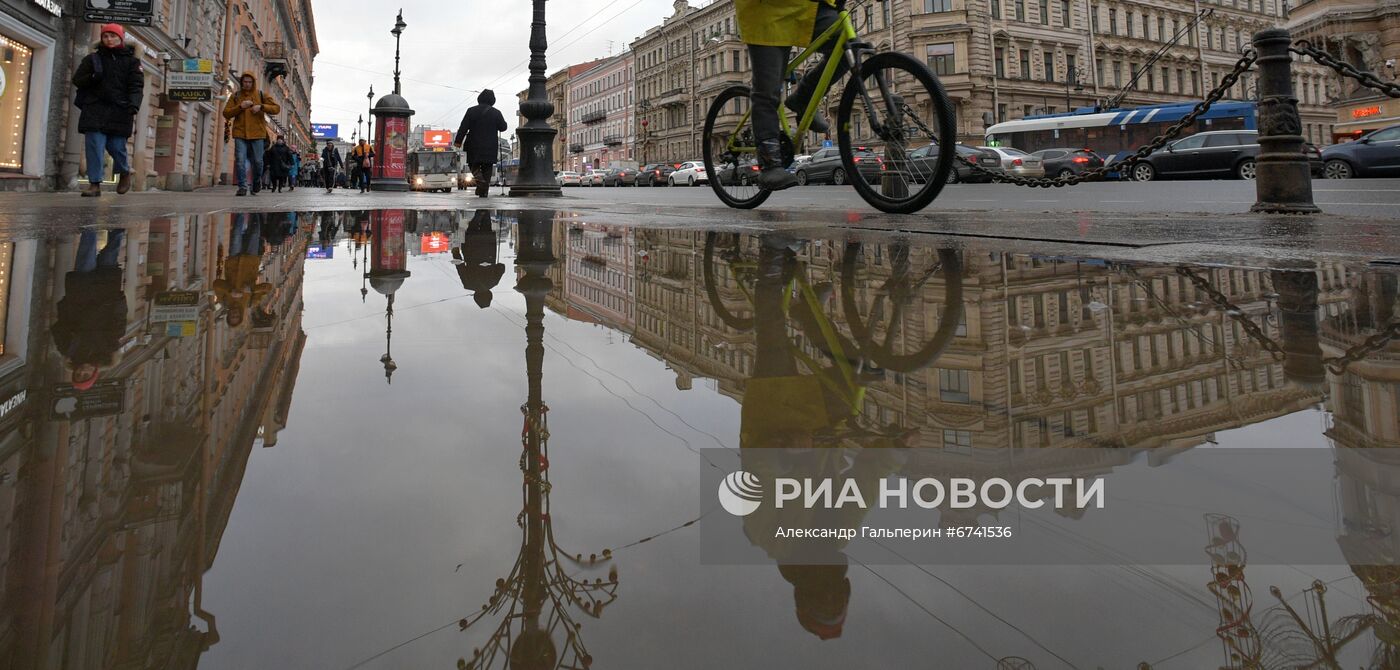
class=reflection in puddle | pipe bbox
[0,209,1395,668]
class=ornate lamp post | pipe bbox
[510,1,563,196]
[371,11,414,192]
[1064,72,1084,112]
[357,114,364,142]
[367,85,375,145]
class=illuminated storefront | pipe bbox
[0,32,31,171]
[1334,98,1400,142]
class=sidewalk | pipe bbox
[0,185,1396,267]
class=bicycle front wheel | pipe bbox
[837,53,957,214]
[703,85,771,210]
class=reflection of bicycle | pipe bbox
[702,233,964,425]
[702,0,956,214]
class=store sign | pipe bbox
[84,0,154,26]
[152,290,200,322]
[164,321,197,337]
[1351,105,1382,120]
[423,129,453,148]
[168,71,213,102]
[51,379,125,420]
[0,390,25,422]
[32,0,62,16]
[312,123,338,139]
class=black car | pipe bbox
[921,144,1000,183]
[1031,148,1105,178]
[602,167,638,186]
[716,159,761,186]
[1321,124,1400,179]
[1130,130,1260,181]
[638,163,678,186]
[794,146,882,185]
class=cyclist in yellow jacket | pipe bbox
[736,0,847,191]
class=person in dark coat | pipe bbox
[52,229,128,389]
[71,24,144,198]
[454,90,509,197]
[453,210,505,307]
[319,142,342,194]
[267,135,294,192]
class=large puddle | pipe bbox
[1,209,1398,669]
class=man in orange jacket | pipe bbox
[222,73,281,196]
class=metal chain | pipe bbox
[1291,40,1400,99]
[1323,321,1400,375]
[960,49,1257,188]
[1175,267,1288,361]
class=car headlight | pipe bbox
[415,177,423,185]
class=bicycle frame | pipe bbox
[724,9,860,157]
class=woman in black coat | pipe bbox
[71,23,144,197]
[267,136,294,192]
[454,89,508,197]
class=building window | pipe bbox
[1043,52,1055,82]
[1191,70,1200,95]
[1158,16,1166,41]
[1066,54,1077,83]
[1096,58,1105,86]
[1126,10,1134,37]
[926,0,953,11]
[943,429,973,452]
[1108,8,1118,35]
[0,33,34,171]
[997,103,1008,122]
[1161,66,1169,92]
[927,43,956,75]
[1015,0,1027,20]
[1039,0,1049,23]
[1061,0,1072,26]
[1142,13,1150,38]
[992,0,1002,17]
[1176,68,1184,93]
[939,368,972,403]
[995,46,1006,77]
[1020,49,1031,78]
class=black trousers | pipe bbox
[747,3,846,143]
[471,163,494,195]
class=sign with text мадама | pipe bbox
[84,0,154,26]
[167,71,214,102]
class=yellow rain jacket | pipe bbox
[736,0,839,48]
[222,82,281,141]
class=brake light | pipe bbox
[1072,156,1089,163]
[853,157,862,163]
[1012,158,1023,166]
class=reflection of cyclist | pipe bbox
[52,229,128,390]
[737,0,847,191]
[738,234,911,640]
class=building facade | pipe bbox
[565,53,636,172]
[1287,0,1400,141]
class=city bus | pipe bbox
[984,101,1257,169]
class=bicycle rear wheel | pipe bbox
[703,86,771,209]
[837,52,956,214]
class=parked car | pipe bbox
[556,171,582,187]
[1128,130,1261,181]
[584,169,607,186]
[1321,124,1400,179]
[794,146,883,185]
[976,146,1045,178]
[638,163,677,186]
[716,158,762,186]
[602,166,638,186]
[669,161,708,186]
[1030,148,1105,179]
[910,144,999,184]
[1305,143,1325,177]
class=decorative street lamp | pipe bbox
[367,85,375,145]
[371,10,414,192]
[357,114,363,142]
[1064,72,1084,112]
[510,0,563,196]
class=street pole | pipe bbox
[511,0,563,196]
[367,85,374,146]
[1250,28,1319,214]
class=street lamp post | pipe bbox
[370,10,414,192]
[357,114,363,142]
[1064,72,1084,112]
[367,85,375,145]
[510,0,563,196]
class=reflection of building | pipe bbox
[0,215,307,667]
[559,223,637,329]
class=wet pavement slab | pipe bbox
[1,208,1399,669]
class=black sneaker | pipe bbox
[236,188,247,196]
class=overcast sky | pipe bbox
[308,0,689,142]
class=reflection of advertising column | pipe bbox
[370,92,414,192]
[0,34,33,171]
[368,210,410,382]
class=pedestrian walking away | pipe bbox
[71,24,145,198]
[289,148,301,191]
[223,72,281,196]
[349,140,375,192]
[319,142,343,194]
[737,0,844,191]
[454,90,508,198]
[267,136,294,192]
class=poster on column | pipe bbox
[373,210,407,273]
[376,116,409,180]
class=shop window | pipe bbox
[0,34,34,171]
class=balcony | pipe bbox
[652,88,687,108]
[262,41,288,80]
[582,110,607,124]
[569,143,584,153]
[603,134,623,146]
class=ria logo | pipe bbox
[718,471,764,516]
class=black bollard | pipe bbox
[1250,29,1320,214]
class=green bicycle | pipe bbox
[702,0,957,214]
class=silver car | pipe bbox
[977,146,1045,178]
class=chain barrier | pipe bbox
[960,50,1257,188]
[1324,321,1400,375]
[1175,267,1288,361]
[1291,40,1400,99]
